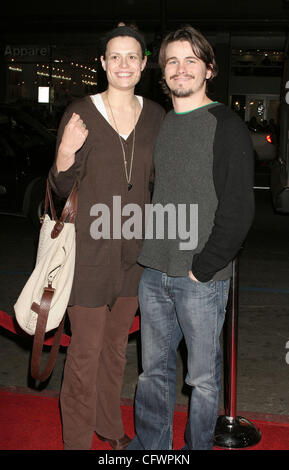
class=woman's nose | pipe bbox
[120,57,129,68]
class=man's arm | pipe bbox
[191,114,255,282]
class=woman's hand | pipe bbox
[56,113,89,172]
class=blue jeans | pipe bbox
[127,267,230,450]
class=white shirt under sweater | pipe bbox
[91,94,143,140]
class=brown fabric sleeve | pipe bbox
[48,105,86,199]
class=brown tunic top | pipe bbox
[49,95,165,308]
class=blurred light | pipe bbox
[38,86,50,103]
[266,134,272,144]
[37,71,71,80]
[8,66,22,72]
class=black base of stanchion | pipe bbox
[214,415,262,449]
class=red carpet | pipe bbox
[1,388,289,450]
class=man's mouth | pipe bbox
[171,74,194,80]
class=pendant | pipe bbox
[128,183,133,191]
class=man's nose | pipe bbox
[176,61,186,74]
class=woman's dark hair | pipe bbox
[100,22,146,59]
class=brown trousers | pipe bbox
[60,296,138,450]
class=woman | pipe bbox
[49,24,165,450]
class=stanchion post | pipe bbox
[214,255,262,449]
[224,254,239,419]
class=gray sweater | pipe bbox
[138,102,255,282]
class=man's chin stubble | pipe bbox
[171,88,194,98]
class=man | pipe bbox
[127,25,255,450]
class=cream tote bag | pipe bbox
[14,179,78,381]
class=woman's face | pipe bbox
[101,36,147,92]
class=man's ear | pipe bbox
[206,65,213,80]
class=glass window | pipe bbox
[231,49,284,77]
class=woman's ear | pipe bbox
[141,55,147,72]
[100,55,106,71]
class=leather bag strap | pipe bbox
[44,179,78,223]
[47,179,78,238]
[60,182,78,223]
[44,179,57,221]
[30,287,65,382]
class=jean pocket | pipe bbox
[187,275,217,296]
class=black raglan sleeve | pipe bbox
[191,111,255,282]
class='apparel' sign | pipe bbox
[4,45,49,57]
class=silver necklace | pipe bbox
[106,94,136,191]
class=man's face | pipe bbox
[164,40,212,98]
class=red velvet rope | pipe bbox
[0,310,139,347]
